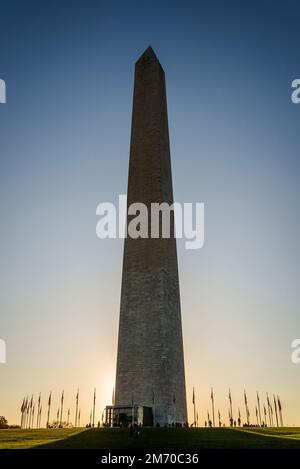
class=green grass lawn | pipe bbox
[1,427,300,449]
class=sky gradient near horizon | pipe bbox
[0,0,300,426]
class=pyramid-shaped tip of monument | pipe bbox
[136,46,164,70]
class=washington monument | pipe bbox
[114,47,187,426]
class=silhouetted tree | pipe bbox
[0,416,8,428]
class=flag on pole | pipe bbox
[277,396,283,426]
[263,404,267,425]
[273,395,279,427]
[26,397,30,428]
[21,398,25,428]
[244,390,249,425]
[46,391,51,428]
[39,404,42,428]
[60,390,64,426]
[75,388,79,427]
[211,387,215,427]
[229,388,233,422]
[32,405,35,428]
[29,395,33,429]
[257,391,262,426]
[24,396,28,428]
[37,393,41,428]
[266,393,272,426]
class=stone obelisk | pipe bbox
[115,46,187,425]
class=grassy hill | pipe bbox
[1,427,300,449]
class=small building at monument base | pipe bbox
[105,405,153,427]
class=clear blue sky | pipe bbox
[0,0,300,426]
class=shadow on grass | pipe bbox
[32,428,300,450]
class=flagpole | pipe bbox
[21,398,25,429]
[36,393,41,429]
[273,395,279,427]
[270,401,274,426]
[270,404,274,427]
[266,393,271,426]
[39,405,42,428]
[211,388,215,427]
[92,388,96,427]
[256,391,261,426]
[192,388,196,427]
[32,404,35,429]
[29,395,33,429]
[75,388,79,428]
[244,390,249,425]
[60,390,64,427]
[26,402,30,428]
[46,391,51,428]
[277,396,283,426]
[229,389,233,425]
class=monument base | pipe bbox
[105,405,153,427]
